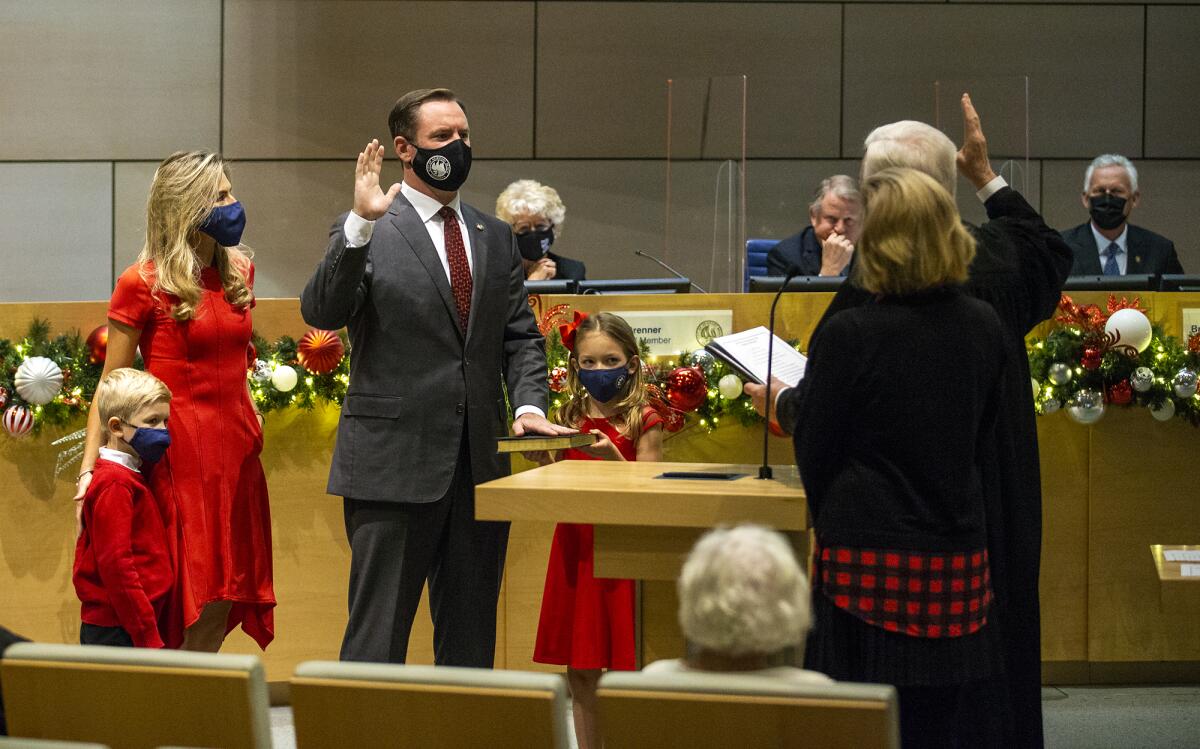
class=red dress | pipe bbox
[533,408,662,671]
[108,260,275,649]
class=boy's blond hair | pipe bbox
[95,368,171,425]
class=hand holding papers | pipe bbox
[705,326,808,387]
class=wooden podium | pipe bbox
[475,460,808,581]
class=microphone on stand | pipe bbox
[759,264,801,480]
[632,250,708,293]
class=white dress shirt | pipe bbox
[342,182,544,420]
[1090,222,1129,275]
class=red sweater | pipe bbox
[72,458,172,648]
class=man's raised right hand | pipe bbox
[353,139,402,221]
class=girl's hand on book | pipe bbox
[578,430,622,461]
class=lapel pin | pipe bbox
[475,223,485,231]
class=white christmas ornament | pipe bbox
[1103,308,1153,355]
[271,365,298,393]
[1031,378,1040,399]
[3,405,34,438]
[14,356,64,405]
[718,374,744,400]
[1150,398,1176,422]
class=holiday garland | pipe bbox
[1027,294,1200,426]
[6,295,1195,442]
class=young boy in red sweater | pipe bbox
[73,367,174,648]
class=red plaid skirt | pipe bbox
[814,542,992,639]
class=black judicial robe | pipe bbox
[779,186,1073,747]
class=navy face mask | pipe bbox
[199,201,246,247]
[412,138,472,192]
[124,425,171,466]
[517,226,555,261]
[577,366,630,403]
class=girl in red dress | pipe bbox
[75,151,274,652]
[533,311,663,749]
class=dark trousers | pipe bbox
[80,623,134,647]
[899,679,1006,749]
[339,441,509,667]
[1,625,30,736]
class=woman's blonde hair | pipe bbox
[139,151,254,321]
[852,167,976,296]
[495,179,566,235]
[553,312,647,441]
[96,368,172,425]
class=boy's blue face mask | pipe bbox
[123,424,171,466]
[199,201,246,247]
[578,366,630,403]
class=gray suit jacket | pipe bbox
[300,194,547,503]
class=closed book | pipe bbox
[496,433,597,453]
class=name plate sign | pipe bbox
[1183,308,1200,340]
[617,310,734,356]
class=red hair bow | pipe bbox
[558,311,588,352]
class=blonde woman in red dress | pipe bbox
[533,311,664,749]
[75,151,274,652]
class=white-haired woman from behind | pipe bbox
[644,525,831,685]
[74,151,275,653]
[495,179,587,281]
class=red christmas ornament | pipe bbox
[85,325,108,366]
[297,329,346,374]
[646,384,685,432]
[549,366,568,393]
[1081,346,1103,370]
[3,405,33,438]
[1189,331,1200,356]
[1108,380,1133,406]
[0,386,7,409]
[665,366,707,412]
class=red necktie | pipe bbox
[438,206,472,332]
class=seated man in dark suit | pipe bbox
[496,179,586,281]
[1061,154,1183,276]
[766,175,861,277]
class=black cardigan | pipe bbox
[793,288,1006,554]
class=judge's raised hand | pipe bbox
[955,93,998,190]
[819,233,854,276]
[353,139,402,221]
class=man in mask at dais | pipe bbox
[1061,153,1183,276]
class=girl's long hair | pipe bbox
[554,312,649,441]
[139,151,254,321]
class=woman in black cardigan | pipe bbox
[794,168,1007,748]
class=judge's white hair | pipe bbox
[495,179,566,233]
[1084,154,1138,193]
[862,120,958,198]
[677,525,812,657]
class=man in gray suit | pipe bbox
[301,88,572,667]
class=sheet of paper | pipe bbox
[1163,550,1200,562]
[712,326,807,387]
[1180,564,1200,577]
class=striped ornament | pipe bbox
[3,405,34,438]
